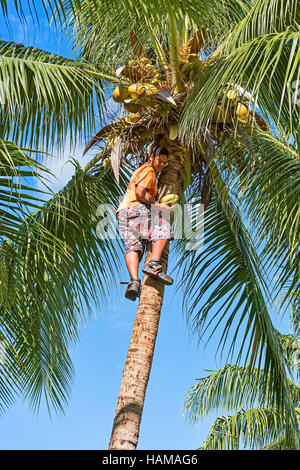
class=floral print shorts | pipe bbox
[116,203,174,261]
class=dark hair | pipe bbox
[151,145,169,157]
[142,144,169,165]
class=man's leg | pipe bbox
[150,238,168,261]
[142,205,174,285]
[125,251,140,280]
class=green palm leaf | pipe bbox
[0,139,56,241]
[57,0,244,67]
[181,29,299,147]
[174,175,299,447]
[216,127,300,324]
[0,152,129,415]
[0,40,107,151]
[184,364,300,424]
[185,362,300,449]
[200,407,300,450]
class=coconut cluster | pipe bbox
[112,56,163,122]
[212,89,255,125]
[178,53,205,82]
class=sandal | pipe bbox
[125,278,141,301]
[142,260,173,285]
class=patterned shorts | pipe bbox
[116,203,174,261]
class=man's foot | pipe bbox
[142,260,173,285]
[125,279,141,301]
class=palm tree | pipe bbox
[0,0,299,450]
[184,332,300,449]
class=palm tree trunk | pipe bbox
[109,138,186,450]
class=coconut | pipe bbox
[192,60,204,71]
[169,123,178,140]
[181,62,193,74]
[137,84,146,95]
[112,87,124,103]
[124,102,140,113]
[128,83,140,99]
[225,89,238,102]
[119,84,129,101]
[181,62,193,81]
[145,84,157,96]
[178,61,186,71]
[236,102,249,117]
[159,194,179,205]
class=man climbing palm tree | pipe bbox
[116,144,175,300]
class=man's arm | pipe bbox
[135,184,157,205]
[135,185,174,209]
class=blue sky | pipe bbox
[0,2,294,450]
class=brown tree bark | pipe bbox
[109,138,186,450]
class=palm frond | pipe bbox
[184,364,300,425]
[181,29,299,146]
[279,333,300,382]
[0,139,57,243]
[173,175,299,447]
[227,0,299,47]
[58,0,245,67]
[0,40,105,151]
[218,127,300,321]
[200,407,299,450]
[0,152,129,415]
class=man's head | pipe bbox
[148,145,169,173]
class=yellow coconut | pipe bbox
[145,84,157,96]
[159,194,179,205]
[225,89,238,102]
[128,83,140,100]
[119,84,129,101]
[112,87,124,103]
[137,84,146,95]
[124,101,140,113]
[236,102,249,117]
